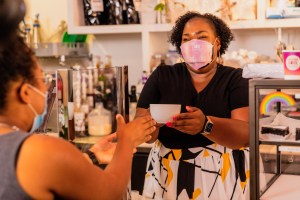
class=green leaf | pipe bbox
[154,3,165,11]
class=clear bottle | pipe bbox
[32,14,42,49]
[73,65,86,137]
[104,88,114,111]
[22,20,31,46]
[150,53,163,72]
[86,66,95,110]
[104,55,113,69]
[88,102,112,136]
[165,50,180,66]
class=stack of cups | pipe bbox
[282,50,300,80]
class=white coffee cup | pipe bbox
[150,104,181,124]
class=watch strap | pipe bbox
[200,115,208,133]
[85,149,100,166]
[202,116,213,135]
[199,115,214,136]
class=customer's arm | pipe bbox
[17,115,156,200]
[135,107,160,143]
[83,133,117,165]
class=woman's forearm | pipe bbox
[205,116,249,149]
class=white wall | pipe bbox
[24,0,68,40]
[90,34,143,86]
[24,0,142,86]
[230,28,300,59]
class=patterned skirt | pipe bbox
[142,141,250,200]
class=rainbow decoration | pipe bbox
[260,91,296,114]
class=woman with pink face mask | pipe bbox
[0,0,157,196]
[136,12,250,200]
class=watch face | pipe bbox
[205,122,213,132]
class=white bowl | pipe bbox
[150,104,181,124]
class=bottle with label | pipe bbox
[123,0,140,24]
[32,14,42,49]
[98,70,107,96]
[83,0,107,25]
[106,0,123,24]
[150,53,163,72]
[86,67,95,110]
[141,70,148,84]
[81,72,91,136]
[73,66,86,137]
[165,44,180,65]
[57,74,68,140]
[122,0,129,24]
[136,71,148,98]
[22,20,31,46]
[88,102,112,136]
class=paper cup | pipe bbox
[283,50,300,80]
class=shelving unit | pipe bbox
[67,0,300,84]
[249,79,300,199]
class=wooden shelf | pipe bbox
[68,24,173,35]
[229,18,300,30]
[68,24,144,34]
[67,0,300,74]
[68,18,300,35]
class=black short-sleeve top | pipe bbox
[137,63,249,149]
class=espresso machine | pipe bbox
[35,42,91,133]
[56,66,129,141]
[35,43,129,143]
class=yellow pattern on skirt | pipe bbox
[142,142,250,200]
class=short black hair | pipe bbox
[169,11,234,55]
[0,33,36,111]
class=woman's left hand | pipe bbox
[167,106,206,135]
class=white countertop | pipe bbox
[261,174,300,200]
[45,132,154,149]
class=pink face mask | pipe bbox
[180,39,214,70]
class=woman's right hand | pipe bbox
[116,114,156,148]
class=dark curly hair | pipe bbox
[0,33,37,111]
[169,12,234,55]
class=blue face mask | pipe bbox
[27,85,48,133]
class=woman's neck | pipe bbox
[187,62,219,93]
[188,62,218,83]
[0,115,23,133]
